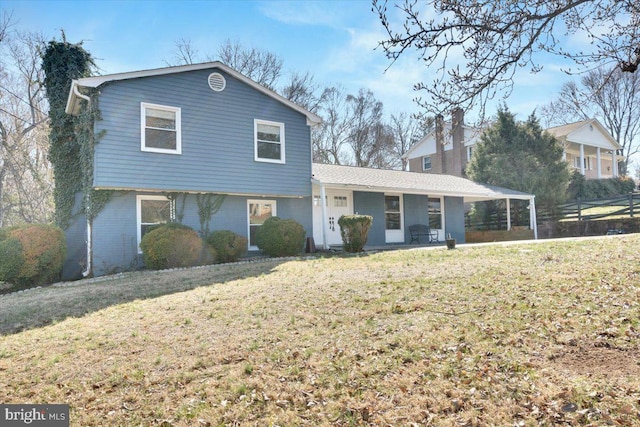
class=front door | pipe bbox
[385,194,404,243]
[313,190,353,246]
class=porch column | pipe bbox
[529,196,538,240]
[612,150,618,177]
[579,144,585,176]
[506,198,511,231]
[596,147,602,179]
[320,184,328,250]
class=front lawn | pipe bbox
[1,236,638,426]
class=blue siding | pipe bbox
[93,68,312,197]
[403,194,429,242]
[90,191,312,276]
[444,196,465,242]
[352,191,385,246]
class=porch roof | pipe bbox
[311,164,534,202]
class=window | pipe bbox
[428,197,442,230]
[385,195,401,230]
[334,196,348,207]
[136,195,174,252]
[255,120,285,163]
[248,200,276,249]
[141,103,181,154]
[467,146,473,161]
[423,156,432,171]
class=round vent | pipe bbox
[208,72,226,92]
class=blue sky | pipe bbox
[3,0,579,123]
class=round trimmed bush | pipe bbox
[0,237,24,284]
[206,230,247,263]
[140,223,206,270]
[1,224,66,287]
[255,216,306,257]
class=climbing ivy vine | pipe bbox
[42,34,110,228]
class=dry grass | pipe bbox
[1,236,639,426]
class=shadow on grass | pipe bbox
[0,257,297,336]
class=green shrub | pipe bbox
[569,174,637,200]
[140,223,206,270]
[255,216,306,257]
[206,230,247,263]
[338,215,373,253]
[0,224,66,287]
[0,238,24,284]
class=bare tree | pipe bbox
[313,86,352,165]
[346,88,393,168]
[280,71,324,113]
[541,67,640,174]
[0,29,53,226]
[217,39,283,90]
[166,37,200,66]
[389,112,422,170]
[374,0,640,119]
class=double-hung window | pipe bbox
[423,156,432,171]
[136,195,174,252]
[255,119,285,164]
[248,200,276,249]
[141,103,181,154]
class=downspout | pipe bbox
[75,83,93,277]
[83,220,92,277]
[320,183,328,250]
[530,196,538,240]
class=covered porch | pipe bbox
[311,164,536,250]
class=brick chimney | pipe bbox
[451,108,465,176]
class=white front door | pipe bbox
[385,194,404,243]
[313,190,353,246]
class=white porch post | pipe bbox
[612,150,618,177]
[579,144,585,176]
[506,198,511,230]
[320,184,328,250]
[596,147,602,178]
[530,196,538,240]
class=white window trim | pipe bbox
[423,156,432,171]
[254,119,285,164]
[136,195,173,253]
[141,102,182,155]
[247,199,277,250]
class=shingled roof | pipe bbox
[311,164,533,202]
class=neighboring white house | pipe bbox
[546,119,622,179]
[404,112,623,180]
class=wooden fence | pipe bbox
[466,192,640,231]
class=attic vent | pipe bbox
[208,72,226,92]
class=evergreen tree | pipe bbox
[467,107,570,224]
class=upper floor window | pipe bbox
[423,156,432,171]
[141,103,181,154]
[255,119,285,164]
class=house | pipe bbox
[404,112,623,180]
[311,163,537,249]
[546,119,622,179]
[63,62,535,278]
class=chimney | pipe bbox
[435,114,445,173]
[451,108,465,176]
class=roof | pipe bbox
[311,163,534,202]
[65,61,322,126]
[546,118,622,150]
[403,121,482,159]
